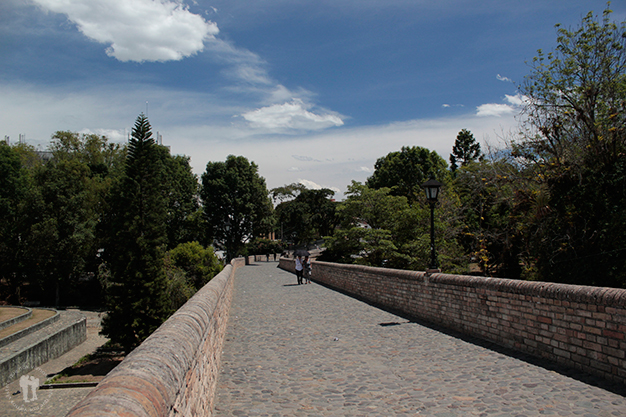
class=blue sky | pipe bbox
[2,0,624,197]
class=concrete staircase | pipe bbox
[0,308,86,387]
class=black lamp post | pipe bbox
[422,175,443,271]
[224,219,231,261]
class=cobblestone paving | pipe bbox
[214,263,626,417]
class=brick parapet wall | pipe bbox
[279,258,626,384]
[67,257,245,417]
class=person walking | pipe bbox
[295,256,304,285]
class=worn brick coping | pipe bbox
[66,260,242,417]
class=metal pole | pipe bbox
[429,202,437,270]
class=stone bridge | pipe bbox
[66,258,625,416]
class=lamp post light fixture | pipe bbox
[422,175,443,271]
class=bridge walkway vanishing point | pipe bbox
[213,262,626,417]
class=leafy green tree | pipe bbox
[164,241,222,290]
[274,187,337,245]
[450,129,482,173]
[0,133,126,306]
[101,114,171,353]
[25,132,126,305]
[452,159,536,278]
[159,152,202,247]
[163,241,223,311]
[200,155,273,260]
[30,159,98,305]
[270,182,307,204]
[514,6,626,287]
[246,238,284,256]
[0,143,33,303]
[366,146,448,204]
[321,182,466,272]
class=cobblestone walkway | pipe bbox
[213,262,626,417]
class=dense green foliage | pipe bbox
[274,187,337,245]
[200,155,273,260]
[163,241,223,311]
[320,181,466,272]
[246,238,284,256]
[0,134,125,305]
[513,6,626,286]
[366,145,448,204]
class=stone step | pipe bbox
[0,310,86,387]
[0,308,60,348]
[0,306,32,332]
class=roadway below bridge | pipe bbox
[213,262,625,417]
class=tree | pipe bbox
[270,182,307,204]
[30,159,98,305]
[450,129,482,173]
[0,143,32,303]
[452,159,533,278]
[165,241,222,291]
[514,6,626,287]
[321,182,466,272]
[101,114,171,353]
[200,155,273,260]
[366,146,448,204]
[159,152,202,248]
[0,133,126,306]
[27,132,125,306]
[274,187,337,244]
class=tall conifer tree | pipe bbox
[101,114,170,353]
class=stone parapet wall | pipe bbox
[67,257,245,417]
[279,258,626,384]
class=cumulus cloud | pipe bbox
[32,0,218,62]
[476,103,516,117]
[476,93,526,117]
[504,93,528,107]
[242,99,344,132]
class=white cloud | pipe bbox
[241,99,344,132]
[32,0,218,62]
[496,74,513,83]
[504,93,528,107]
[476,93,526,117]
[0,82,519,199]
[476,103,515,117]
[298,179,341,195]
